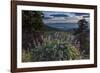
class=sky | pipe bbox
[42,11,90,30]
[42,11,90,18]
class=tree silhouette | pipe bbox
[74,18,89,57]
[22,10,44,32]
[22,10,44,51]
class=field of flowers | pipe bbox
[22,32,82,62]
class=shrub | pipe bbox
[22,50,32,62]
[67,44,81,60]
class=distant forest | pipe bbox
[22,10,90,62]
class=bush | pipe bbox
[67,44,81,60]
[22,32,81,62]
[22,50,32,62]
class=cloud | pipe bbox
[43,11,75,17]
[42,11,89,18]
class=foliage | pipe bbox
[67,44,81,60]
[74,19,89,35]
[22,50,32,62]
[73,18,90,58]
[22,10,44,31]
[22,32,81,62]
[22,11,45,50]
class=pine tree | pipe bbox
[22,10,44,51]
[74,18,89,57]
